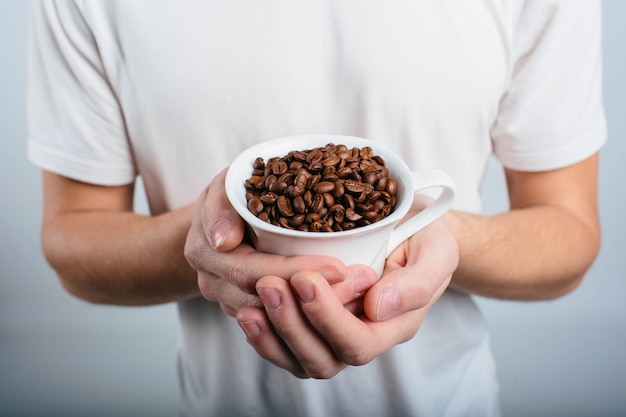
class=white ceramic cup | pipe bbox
[225,134,456,275]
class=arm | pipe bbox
[40,170,199,305]
[234,155,600,378]
[41,168,350,307]
[448,154,601,300]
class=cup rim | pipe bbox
[225,134,414,238]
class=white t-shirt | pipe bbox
[28,1,606,416]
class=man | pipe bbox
[29,1,605,415]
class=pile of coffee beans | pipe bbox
[244,143,398,232]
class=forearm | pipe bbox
[42,205,199,305]
[447,205,600,300]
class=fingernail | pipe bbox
[209,218,233,249]
[239,320,261,338]
[318,265,345,284]
[258,288,281,310]
[377,288,399,321]
[352,272,376,294]
[292,278,315,304]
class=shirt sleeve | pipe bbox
[491,0,607,172]
[27,0,135,185]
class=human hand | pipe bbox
[184,168,350,315]
[236,210,459,379]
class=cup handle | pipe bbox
[385,169,456,257]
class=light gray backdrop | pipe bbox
[1,1,624,416]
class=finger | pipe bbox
[291,271,377,365]
[292,271,426,366]
[195,271,262,315]
[329,264,378,315]
[236,306,308,378]
[198,168,246,252]
[330,264,378,305]
[364,219,459,321]
[256,275,347,379]
[194,241,346,294]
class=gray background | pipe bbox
[1,1,624,416]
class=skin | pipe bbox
[40,153,600,378]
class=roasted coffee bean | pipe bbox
[271,161,288,175]
[305,212,321,223]
[356,190,369,203]
[311,193,324,213]
[323,192,335,207]
[329,204,345,223]
[291,214,306,227]
[268,180,288,194]
[356,203,374,213]
[276,195,294,217]
[322,154,340,167]
[306,150,323,164]
[253,157,265,170]
[279,217,292,229]
[277,172,293,184]
[244,143,398,232]
[332,180,345,199]
[245,175,264,190]
[289,184,306,197]
[310,221,324,232]
[293,195,306,213]
[260,191,278,205]
[386,178,398,195]
[364,172,377,185]
[362,211,383,222]
[359,146,374,159]
[341,194,355,210]
[376,177,387,191]
[343,180,367,194]
[294,172,308,188]
[342,221,356,230]
[303,190,313,208]
[264,174,277,189]
[313,181,335,194]
[379,191,392,204]
[362,162,381,174]
[322,166,337,181]
[308,161,323,173]
[289,150,307,161]
[345,208,363,221]
[349,171,362,182]
[307,174,321,189]
[337,167,353,179]
[247,197,264,216]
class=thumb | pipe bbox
[201,168,246,252]
[363,223,458,321]
[363,265,452,322]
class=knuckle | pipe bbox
[338,345,375,367]
[292,371,311,380]
[219,302,237,317]
[305,364,341,380]
[197,276,218,302]
[413,286,435,310]
[183,236,208,270]
[227,261,256,294]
